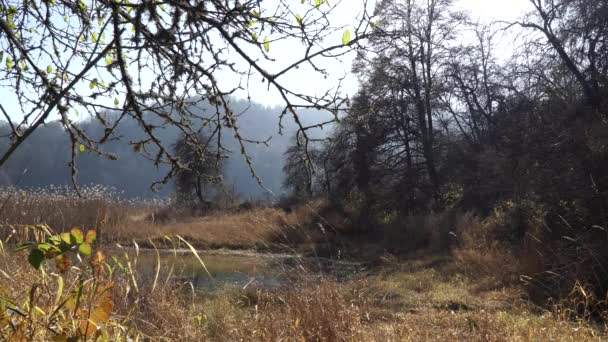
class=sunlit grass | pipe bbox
[0,190,606,340]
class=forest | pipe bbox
[277,0,608,323]
[0,0,607,340]
[0,99,330,199]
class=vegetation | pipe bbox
[1,0,608,340]
[284,0,608,322]
[1,221,606,340]
[173,132,224,206]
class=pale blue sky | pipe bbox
[229,0,531,107]
[0,0,531,123]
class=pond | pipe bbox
[116,248,366,291]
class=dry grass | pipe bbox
[0,186,332,250]
[105,201,336,251]
[1,189,607,340]
[111,207,289,248]
[189,255,607,341]
[0,185,161,241]
[450,211,523,288]
[0,226,606,341]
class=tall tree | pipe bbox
[345,0,466,208]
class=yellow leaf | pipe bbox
[60,232,71,244]
[85,230,97,244]
[55,275,64,307]
[80,294,113,336]
[56,254,71,273]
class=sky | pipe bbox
[0,0,532,123]
[229,0,532,107]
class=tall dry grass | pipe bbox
[0,186,340,254]
[200,282,368,341]
[445,204,608,323]
[0,185,164,242]
[105,200,337,251]
[0,213,605,340]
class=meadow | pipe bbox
[0,186,606,341]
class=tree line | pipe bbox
[283,0,608,302]
[0,99,329,199]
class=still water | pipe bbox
[115,248,364,291]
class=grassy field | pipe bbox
[1,245,604,341]
[0,187,333,251]
[0,187,606,340]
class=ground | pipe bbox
[0,194,606,340]
[194,255,605,341]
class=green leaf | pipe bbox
[48,235,62,245]
[263,37,270,53]
[91,31,98,42]
[4,56,11,69]
[105,55,113,65]
[7,5,17,29]
[342,29,351,46]
[38,243,53,252]
[79,144,85,153]
[295,14,303,27]
[28,249,45,269]
[114,97,119,105]
[89,78,98,89]
[315,0,322,8]
[15,241,35,251]
[71,227,84,243]
[19,59,27,70]
[301,0,305,3]
[78,0,87,11]
[46,65,53,73]
[251,32,258,41]
[60,232,71,244]
[0,51,3,63]
[78,243,92,257]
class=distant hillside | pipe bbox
[0,99,333,199]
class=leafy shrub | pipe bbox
[0,226,117,340]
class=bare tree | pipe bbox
[511,0,608,112]
[283,132,317,199]
[0,0,373,192]
[349,0,466,205]
[173,132,222,205]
